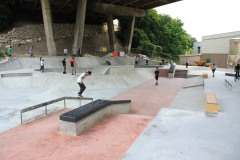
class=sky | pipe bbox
[155,0,240,42]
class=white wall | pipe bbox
[193,42,202,54]
[202,31,240,54]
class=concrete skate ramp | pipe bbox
[97,57,135,66]
[0,57,136,73]
[183,76,204,88]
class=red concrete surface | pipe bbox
[113,78,185,116]
[0,77,185,160]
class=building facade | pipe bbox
[201,31,240,68]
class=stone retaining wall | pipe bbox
[0,23,106,48]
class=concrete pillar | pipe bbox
[125,16,136,53]
[72,0,87,55]
[40,0,57,56]
[107,15,117,52]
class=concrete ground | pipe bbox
[122,68,240,160]
[0,57,239,160]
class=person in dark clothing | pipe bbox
[61,58,66,74]
[77,48,82,57]
[104,61,111,65]
[154,67,160,85]
[186,58,189,68]
[234,64,240,81]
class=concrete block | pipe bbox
[206,103,219,113]
[202,73,208,78]
[168,73,174,79]
[205,92,219,113]
[60,102,131,136]
[111,103,131,114]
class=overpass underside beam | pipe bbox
[88,2,146,17]
[72,0,87,55]
[40,0,57,56]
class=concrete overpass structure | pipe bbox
[17,0,181,56]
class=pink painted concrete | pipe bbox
[113,78,185,116]
[0,77,185,160]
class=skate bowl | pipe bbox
[0,57,157,132]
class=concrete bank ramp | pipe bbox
[0,57,135,72]
[183,76,204,88]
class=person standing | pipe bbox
[63,48,67,56]
[234,64,240,81]
[7,46,12,60]
[135,53,139,65]
[161,59,165,65]
[146,58,149,65]
[29,46,33,57]
[40,57,42,70]
[70,57,76,75]
[211,63,216,77]
[40,58,44,72]
[77,48,81,57]
[154,67,160,85]
[186,58,189,68]
[77,71,92,97]
[61,58,66,74]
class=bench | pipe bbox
[205,92,219,113]
[60,99,131,136]
[224,79,232,90]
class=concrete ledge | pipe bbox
[0,73,32,78]
[205,92,219,113]
[225,73,235,77]
[202,73,208,78]
[183,76,204,88]
[60,100,131,136]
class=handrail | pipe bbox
[20,96,93,124]
[224,79,232,90]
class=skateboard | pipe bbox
[234,76,239,81]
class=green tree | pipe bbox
[118,9,197,58]
[0,0,16,31]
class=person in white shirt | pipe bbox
[64,48,67,56]
[77,71,92,97]
[211,63,216,77]
[40,58,44,72]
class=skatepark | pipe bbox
[0,56,240,160]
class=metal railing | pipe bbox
[20,96,93,124]
[224,79,232,90]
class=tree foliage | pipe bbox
[0,0,16,31]
[118,9,196,58]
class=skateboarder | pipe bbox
[29,46,33,57]
[234,64,240,81]
[186,58,189,68]
[211,63,216,77]
[77,71,92,97]
[154,67,159,85]
[63,48,67,56]
[7,46,12,60]
[61,58,66,74]
[70,57,76,75]
[40,58,44,72]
